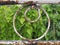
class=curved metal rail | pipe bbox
[0,0,60,45]
[13,5,50,40]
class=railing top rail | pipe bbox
[0,0,60,5]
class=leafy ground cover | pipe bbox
[0,4,60,40]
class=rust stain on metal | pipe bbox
[0,1,18,5]
[0,0,60,5]
[0,41,60,45]
[37,41,60,45]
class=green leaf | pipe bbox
[19,18,25,24]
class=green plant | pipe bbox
[0,4,60,40]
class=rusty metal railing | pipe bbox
[0,0,60,5]
[0,40,60,45]
[0,0,60,45]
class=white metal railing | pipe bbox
[0,0,60,5]
[0,41,60,45]
[0,0,60,45]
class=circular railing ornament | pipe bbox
[13,5,50,41]
[24,6,41,23]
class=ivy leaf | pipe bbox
[19,18,25,24]
[26,28,33,38]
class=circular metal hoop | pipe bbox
[24,6,41,23]
[13,6,50,40]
